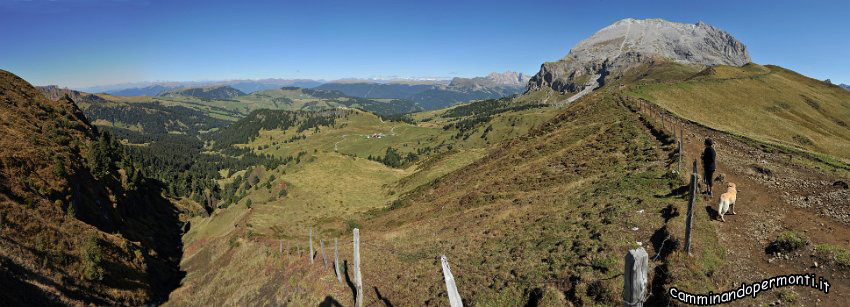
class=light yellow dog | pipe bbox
[717,182,737,222]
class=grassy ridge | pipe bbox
[353,92,699,305]
[627,64,850,160]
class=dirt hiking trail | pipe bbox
[632,95,850,306]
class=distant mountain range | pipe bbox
[79,73,530,106]
[108,85,182,96]
[840,83,850,90]
[317,71,531,110]
[314,83,433,99]
[80,78,325,96]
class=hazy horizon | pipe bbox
[2,0,849,88]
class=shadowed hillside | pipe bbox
[0,70,184,305]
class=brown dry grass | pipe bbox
[0,70,182,305]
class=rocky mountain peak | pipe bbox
[528,18,751,103]
[449,71,531,88]
[485,71,532,86]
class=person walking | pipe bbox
[702,138,717,196]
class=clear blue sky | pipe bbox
[1,0,848,88]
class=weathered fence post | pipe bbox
[684,160,698,256]
[279,239,283,256]
[655,106,659,125]
[661,112,665,132]
[321,240,328,267]
[655,108,658,126]
[677,128,683,174]
[441,255,464,307]
[623,247,649,307]
[309,228,314,263]
[334,238,342,283]
[353,228,363,307]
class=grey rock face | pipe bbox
[528,18,751,102]
[449,71,531,88]
[483,71,532,87]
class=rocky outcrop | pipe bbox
[527,18,751,102]
[37,85,109,106]
[449,71,530,88]
[411,72,530,110]
[482,71,532,87]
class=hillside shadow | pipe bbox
[318,296,343,307]
[705,205,718,221]
[650,228,678,261]
[645,264,672,306]
[0,254,109,305]
[638,116,676,146]
[70,171,186,303]
[660,204,679,222]
[658,184,690,198]
[343,260,357,303]
[524,287,544,307]
[374,286,394,307]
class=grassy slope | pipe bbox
[627,64,850,161]
[0,70,183,305]
[167,89,709,305]
[169,149,491,305]
[353,92,705,305]
[243,109,443,159]
[167,98,562,304]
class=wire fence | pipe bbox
[257,227,666,307]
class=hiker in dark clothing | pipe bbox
[702,138,717,196]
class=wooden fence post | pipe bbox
[623,247,649,307]
[353,228,363,307]
[309,228,314,263]
[279,239,283,256]
[654,107,657,125]
[677,128,683,174]
[661,112,665,132]
[684,161,698,256]
[321,240,328,267]
[655,107,659,125]
[334,238,342,283]
[441,255,464,307]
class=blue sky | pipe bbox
[1,0,848,88]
